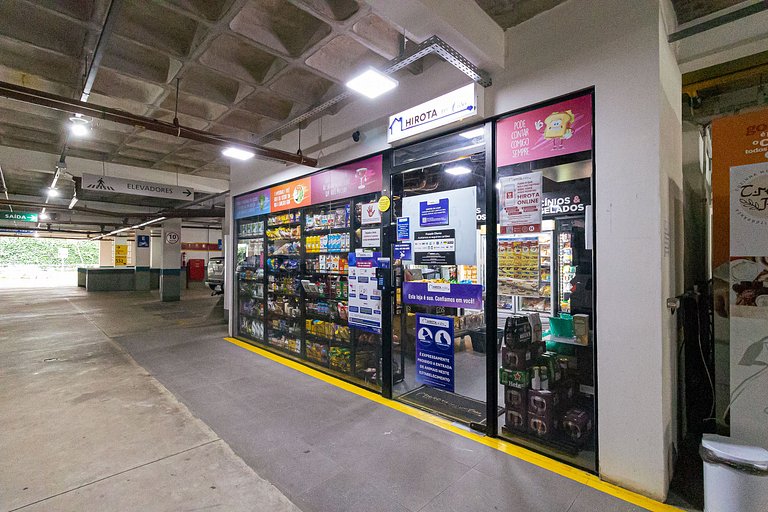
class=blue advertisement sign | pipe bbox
[234,189,271,219]
[403,282,483,309]
[137,235,150,248]
[419,198,449,227]
[393,243,412,261]
[416,314,454,392]
[396,217,410,240]
[218,239,223,250]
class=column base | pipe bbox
[135,267,150,291]
[160,269,180,302]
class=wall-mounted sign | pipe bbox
[496,93,593,167]
[419,198,449,227]
[137,235,150,248]
[234,189,271,219]
[236,155,386,218]
[181,242,220,251]
[499,172,542,234]
[415,314,455,392]
[1,211,38,222]
[82,173,194,201]
[542,189,590,218]
[165,231,180,245]
[114,244,128,266]
[388,84,480,143]
[378,195,391,212]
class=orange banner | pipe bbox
[270,177,311,212]
[711,109,768,268]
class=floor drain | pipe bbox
[43,358,59,362]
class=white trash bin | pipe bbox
[701,434,768,512]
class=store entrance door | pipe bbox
[388,128,492,429]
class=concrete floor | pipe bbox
[2,285,653,512]
[0,285,297,512]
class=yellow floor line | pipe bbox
[224,337,682,512]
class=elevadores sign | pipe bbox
[82,174,194,201]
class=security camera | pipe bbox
[352,130,361,142]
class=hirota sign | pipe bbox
[387,84,480,143]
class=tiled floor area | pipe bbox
[2,285,663,511]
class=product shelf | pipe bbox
[304,226,350,234]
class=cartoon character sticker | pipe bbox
[535,110,575,150]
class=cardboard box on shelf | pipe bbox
[528,410,555,439]
[505,408,527,432]
[559,407,593,444]
[505,385,528,408]
[528,389,559,416]
[500,367,530,388]
[501,346,531,370]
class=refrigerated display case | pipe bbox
[236,218,265,342]
[497,232,555,317]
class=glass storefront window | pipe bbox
[495,92,597,471]
[389,127,490,428]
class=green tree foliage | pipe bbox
[0,237,99,266]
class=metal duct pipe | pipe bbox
[0,81,318,167]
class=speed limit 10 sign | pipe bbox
[165,231,180,244]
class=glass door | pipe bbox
[389,127,490,429]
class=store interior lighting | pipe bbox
[345,68,398,99]
[445,164,472,176]
[222,147,255,161]
[459,127,484,139]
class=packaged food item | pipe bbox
[559,407,593,443]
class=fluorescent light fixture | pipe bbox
[459,127,484,139]
[47,188,58,197]
[68,196,78,209]
[90,216,167,241]
[69,116,90,137]
[222,147,255,161]
[134,216,166,229]
[39,212,50,220]
[445,165,472,176]
[345,68,398,99]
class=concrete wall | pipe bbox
[181,226,223,266]
[228,0,681,499]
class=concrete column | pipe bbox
[133,232,151,291]
[98,240,113,267]
[160,219,182,302]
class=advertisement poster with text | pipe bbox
[728,162,768,449]
[348,251,382,333]
[415,314,455,392]
[271,178,311,212]
[711,108,768,449]
[235,189,271,219]
[499,172,542,234]
[496,94,592,167]
[310,155,383,203]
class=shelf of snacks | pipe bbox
[266,257,301,273]
[306,340,329,366]
[268,335,302,355]
[267,212,300,227]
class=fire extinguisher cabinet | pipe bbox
[188,259,206,281]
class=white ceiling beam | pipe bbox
[363,0,505,71]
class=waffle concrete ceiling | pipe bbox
[473,0,748,29]
[0,0,406,180]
